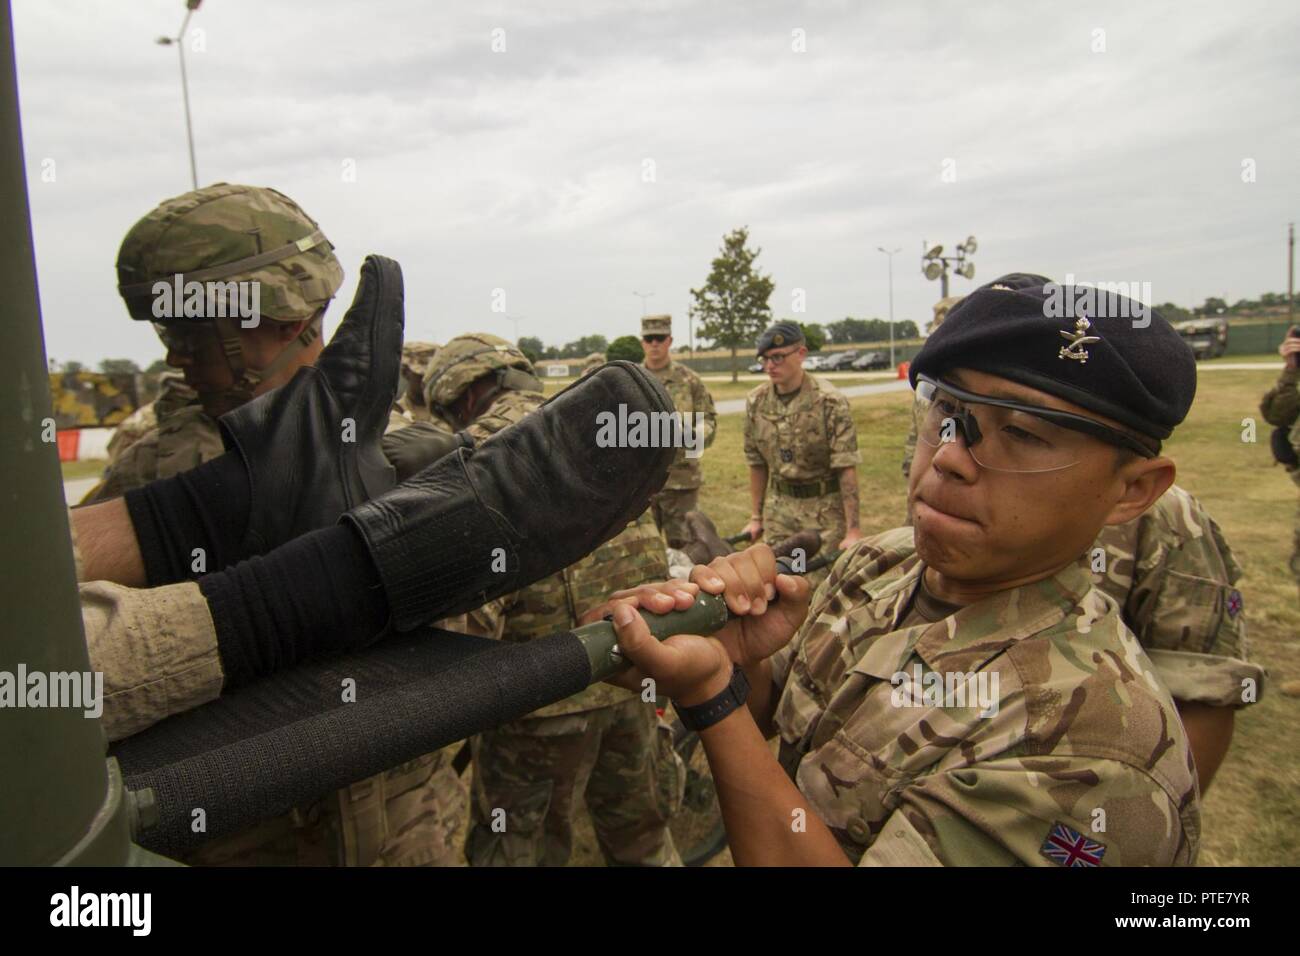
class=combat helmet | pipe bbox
[580,351,606,377]
[422,333,537,415]
[115,182,344,410]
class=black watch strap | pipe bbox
[675,664,751,732]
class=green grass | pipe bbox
[60,458,107,481]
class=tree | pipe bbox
[145,358,170,374]
[99,358,141,376]
[797,322,826,352]
[896,320,919,339]
[517,336,545,364]
[690,227,774,382]
[607,335,645,364]
[560,334,608,359]
[1199,297,1228,316]
[62,360,84,374]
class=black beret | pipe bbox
[909,273,1196,440]
[756,322,805,355]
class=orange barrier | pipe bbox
[897,361,910,379]
[56,429,80,463]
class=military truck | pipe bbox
[1174,318,1228,360]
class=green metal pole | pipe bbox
[0,0,154,865]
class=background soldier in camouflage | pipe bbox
[1259,329,1300,593]
[638,315,716,547]
[423,334,684,867]
[1091,484,1262,788]
[600,274,1206,866]
[902,296,964,478]
[89,183,464,867]
[395,341,441,423]
[743,322,861,573]
[581,351,606,378]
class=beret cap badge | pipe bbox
[1058,316,1101,364]
[773,333,785,346]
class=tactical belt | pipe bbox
[771,477,837,499]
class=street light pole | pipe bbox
[878,246,900,368]
[157,1,202,190]
[632,290,654,317]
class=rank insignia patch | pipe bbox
[1039,821,1106,867]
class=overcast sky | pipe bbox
[14,0,1300,368]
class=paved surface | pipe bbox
[63,476,98,505]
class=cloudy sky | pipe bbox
[14,0,1299,368]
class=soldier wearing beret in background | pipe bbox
[743,322,862,574]
[639,315,717,547]
[596,274,1224,866]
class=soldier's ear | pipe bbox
[1102,457,1175,528]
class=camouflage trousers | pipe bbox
[465,697,684,867]
[184,748,467,866]
[650,488,698,549]
[766,488,846,588]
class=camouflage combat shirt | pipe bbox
[641,359,717,490]
[772,527,1200,867]
[1092,485,1261,708]
[83,404,224,504]
[744,373,859,483]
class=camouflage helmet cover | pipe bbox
[401,341,442,379]
[423,333,534,409]
[115,183,344,323]
[583,351,606,370]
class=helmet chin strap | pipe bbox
[210,313,322,412]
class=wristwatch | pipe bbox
[675,664,751,732]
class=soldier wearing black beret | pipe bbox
[741,321,862,570]
[597,273,1210,867]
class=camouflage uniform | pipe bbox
[1092,485,1263,708]
[104,373,194,466]
[81,404,225,503]
[95,183,465,867]
[580,351,606,378]
[744,373,859,563]
[772,527,1200,866]
[640,354,716,546]
[1258,366,1300,589]
[902,296,964,478]
[423,335,683,867]
[395,341,441,424]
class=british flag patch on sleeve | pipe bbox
[1039,821,1107,867]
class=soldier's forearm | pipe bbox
[748,466,768,518]
[1174,700,1235,793]
[699,706,852,866]
[71,498,147,587]
[839,467,860,530]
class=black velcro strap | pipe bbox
[111,625,592,858]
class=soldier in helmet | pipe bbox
[85,184,344,503]
[638,315,716,548]
[394,341,442,424]
[82,187,466,868]
[580,351,606,379]
[424,334,684,867]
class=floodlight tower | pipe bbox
[920,236,978,298]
